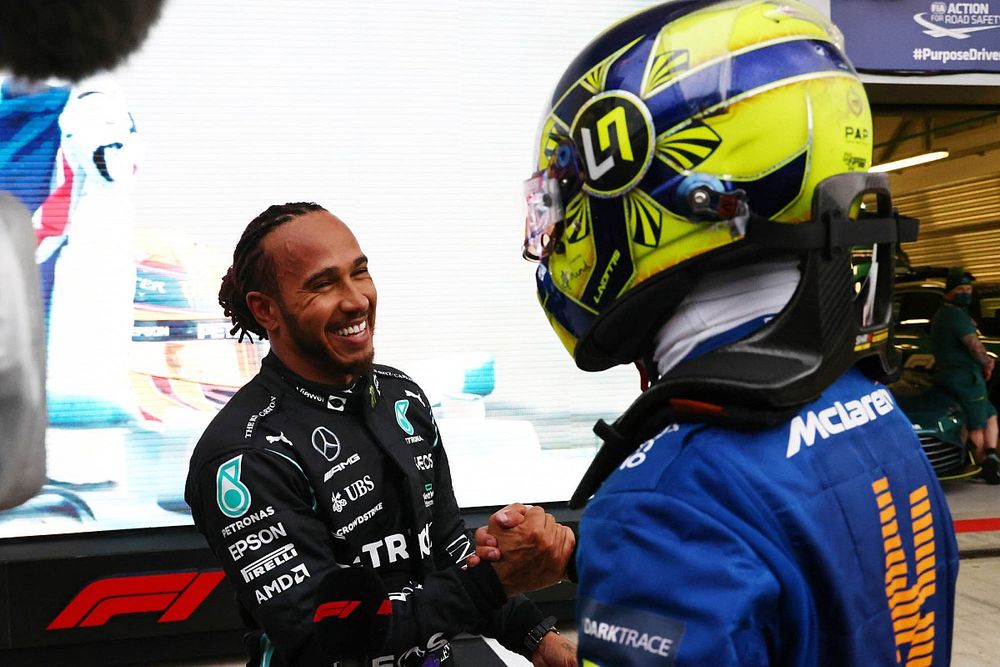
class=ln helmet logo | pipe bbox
[47,571,225,630]
[217,454,251,518]
[571,90,654,198]
[394,400,415,435]
[311,426,342,462]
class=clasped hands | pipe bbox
[467,503,575,596]
[466,503,576,667]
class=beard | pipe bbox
[278,301,375,384]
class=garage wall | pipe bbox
[895,171,1000,281]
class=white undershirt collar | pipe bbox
[653,258,801,378]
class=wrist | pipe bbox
[459,558,507,617]
[524,615,558,657]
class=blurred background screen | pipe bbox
[0,0,655,539]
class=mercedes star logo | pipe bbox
[311,426,341,462]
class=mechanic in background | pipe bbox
[932,268,1000,483]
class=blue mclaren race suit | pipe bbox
[576,367,959,666]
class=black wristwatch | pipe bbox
[524,615,559,655]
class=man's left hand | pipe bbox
[481,504,573,595]
[466,525,501,568]
[465,504,529,568]
[532,632,576,667]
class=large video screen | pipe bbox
[0,0,655,538]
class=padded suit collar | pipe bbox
[261,351,374,414]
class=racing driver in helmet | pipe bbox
[510,0,959,664]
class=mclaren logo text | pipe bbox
[786,388,894,458]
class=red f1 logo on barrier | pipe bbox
[313,599,392,623]
[47,570,226,630]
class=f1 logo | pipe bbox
[47,570,225,630]
[313,599,392,623]
[314,600,360,622]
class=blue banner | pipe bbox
[832,0,1000,73]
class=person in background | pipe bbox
[0,0,164,508]
[185,202,576,667]
[483,0,958,664]
[931,268,1000,484]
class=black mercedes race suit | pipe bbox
[185,352,545,666]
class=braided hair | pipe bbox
[219,202,327,342]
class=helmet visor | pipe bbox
[522,169,565,261]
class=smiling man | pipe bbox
[184,202,575,667]
[245,208,377,386]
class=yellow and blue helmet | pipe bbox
[524,0,880,372]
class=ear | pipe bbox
[246,290,280,334]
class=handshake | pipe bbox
[468,503,575,596]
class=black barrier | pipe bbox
[0,510,579,665]
[0,527,240,665]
